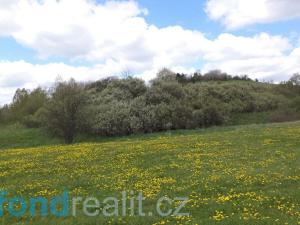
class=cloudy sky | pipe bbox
[0,0,300,105]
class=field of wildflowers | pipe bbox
[0,122,300,224]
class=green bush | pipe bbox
[92,101,132,136]
[44,79,88,143]
[1,87,48,126]
[4,70,299,139]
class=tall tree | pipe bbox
[45,79,87,144]
[289,73,300,86]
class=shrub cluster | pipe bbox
[1,70,299,143]
[86,76,288,137]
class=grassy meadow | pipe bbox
[0,124,60,150]
[0,122,300,224]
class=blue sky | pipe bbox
[0,0,300,105]
[1,0,299,63]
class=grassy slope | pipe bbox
[0,124,60,150]
[0,122,300,224]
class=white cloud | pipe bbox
[0,0,148,59]
[0,60,126,88]
[0,0,208,68]
[203,33,291,61]
[203,55,300,82]
[0,0,300,105]
[0,59,129,104]
[0,87,16,106]
[206,0,300,29]
[201,33,300,81]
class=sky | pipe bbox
[0,0,300,105]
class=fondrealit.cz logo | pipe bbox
[0,190,189,218]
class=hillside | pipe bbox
[1,122,299,224]
[2,74,300,144]
[0,124,60,150]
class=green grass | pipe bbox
[226,112,271,126]
[0,122,300,224]
[0,124,60,150]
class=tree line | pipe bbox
[1,70,300,143]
